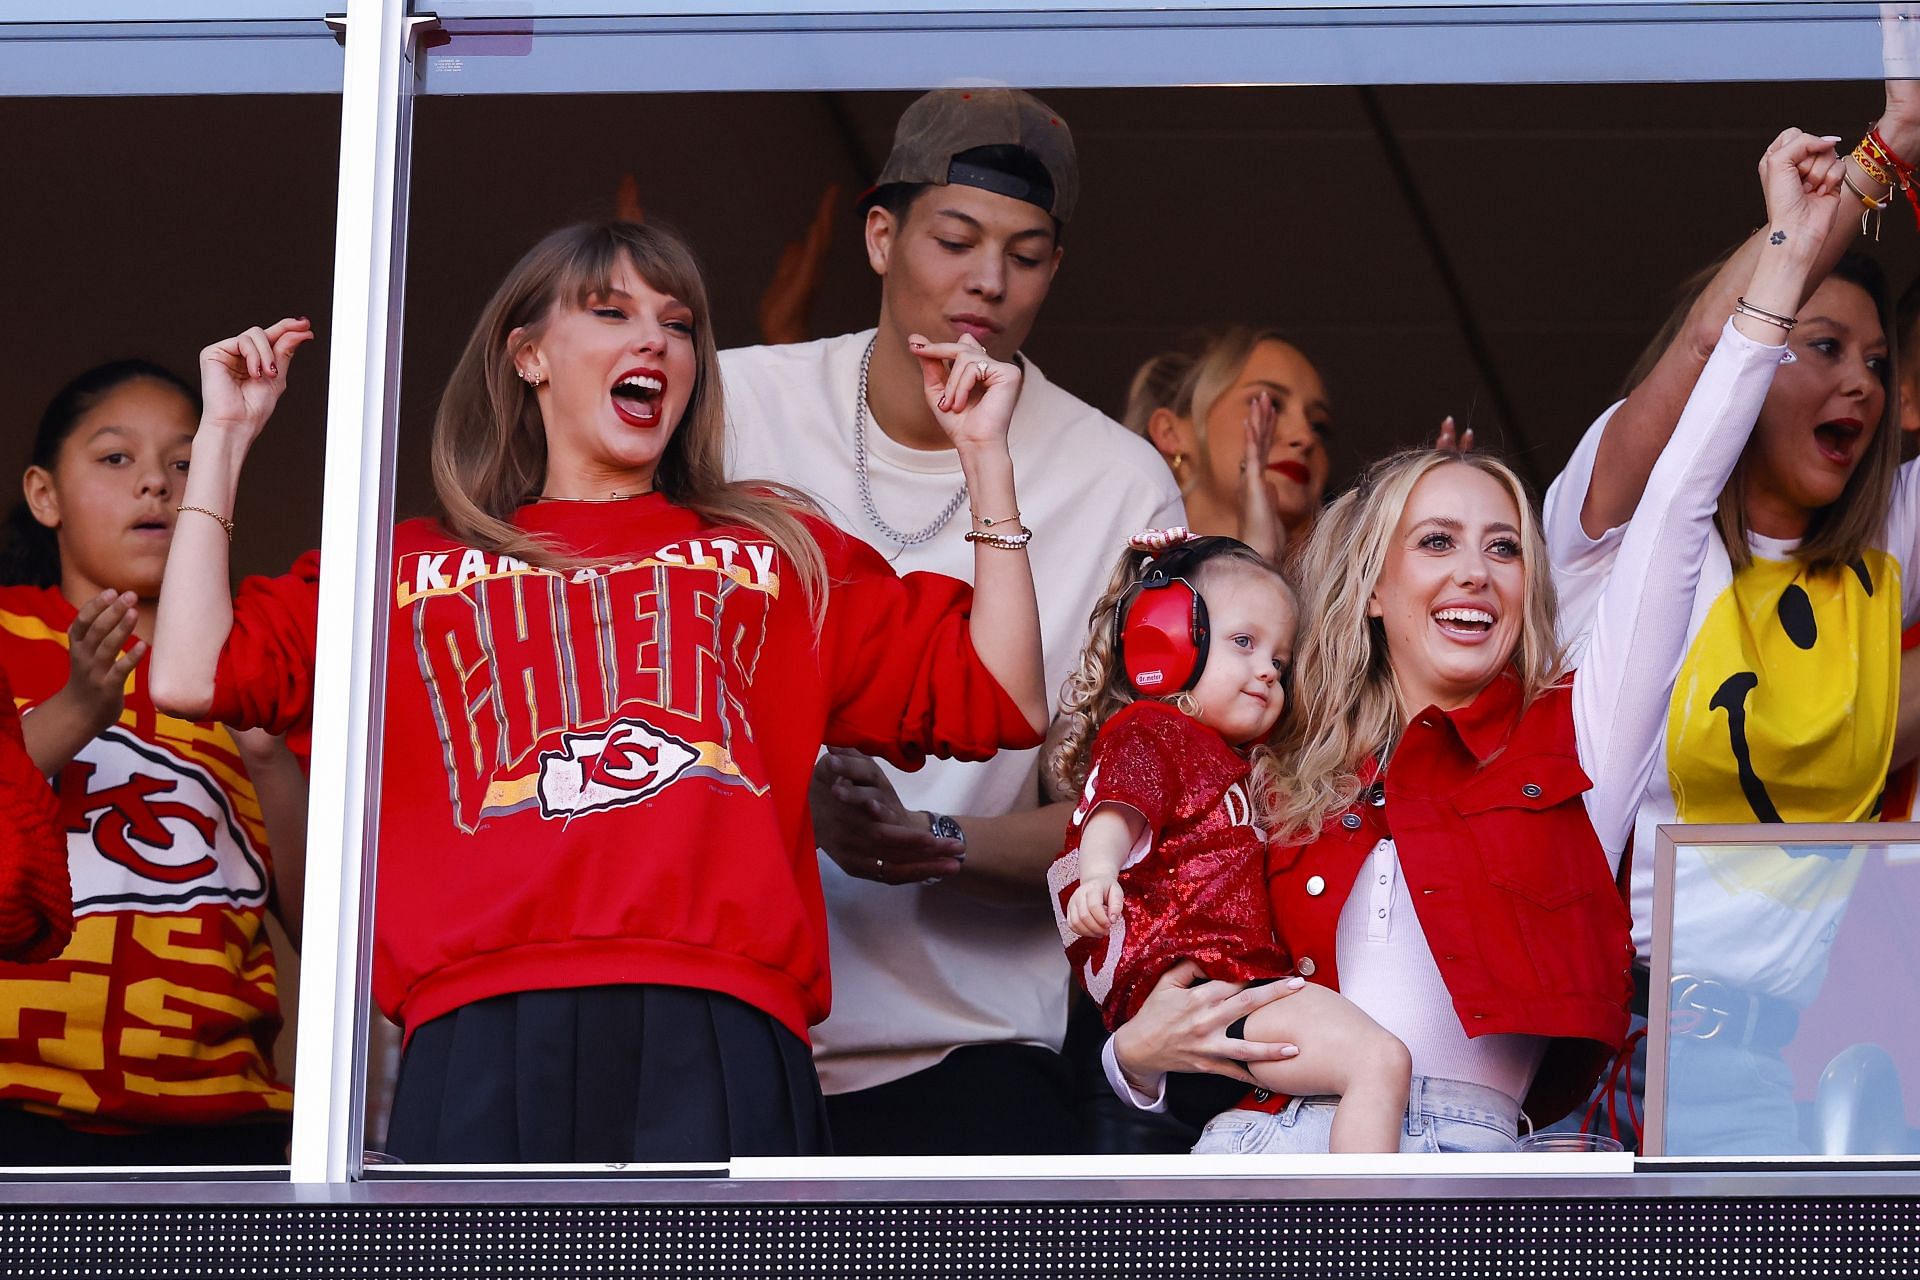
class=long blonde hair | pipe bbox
[429,220,825,614]
[1048,537,1296,823]
[1272,450,1562,843]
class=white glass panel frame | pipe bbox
[1645,822,1920,1163]
[9,0,1915,1192]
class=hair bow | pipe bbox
[1128,527,1193,555]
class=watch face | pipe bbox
[930,813,965,845]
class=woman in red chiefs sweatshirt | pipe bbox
[150,221,1047,1164]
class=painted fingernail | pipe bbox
[1278,1045,1300,1058]
[909,339,925,349]
[1286,976,1307,989]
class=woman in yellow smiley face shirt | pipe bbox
[1546,246,1915,1155]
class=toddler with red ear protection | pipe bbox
[1046,529,1411,1153]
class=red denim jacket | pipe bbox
[1260,672,1634,1125]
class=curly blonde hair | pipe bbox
[1048,537,1297,824]
[1271,449,1563,844]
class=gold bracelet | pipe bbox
[963,524,1033,550]
[177,504,235,542]
[969,509,1022,529]
[1733,298,1797,332]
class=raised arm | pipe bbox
[909,333,1047,733]
[149,318,312,719]
[1575,130,1846,853]
[1581,49,1920,538]
[1236,391,1283,561]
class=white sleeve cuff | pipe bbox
[1101,1034,1169,1113]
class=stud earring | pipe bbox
[521,370,544,387]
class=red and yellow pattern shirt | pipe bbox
[0,585,290,1131]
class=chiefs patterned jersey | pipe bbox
[0,585,290,1131]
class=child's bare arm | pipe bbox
[1064,804,1144,937]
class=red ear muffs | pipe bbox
[1115,569,1210,695]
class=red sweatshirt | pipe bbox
[210,496,1039,1040]
[0,662,69,965]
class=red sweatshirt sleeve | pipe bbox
[812,518,1044,769]
[209,549,321,736]
[0,666,71,963]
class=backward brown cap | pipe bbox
[873,87,1079,224]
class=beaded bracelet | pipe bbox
[964,525,1034,550]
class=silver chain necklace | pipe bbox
[853,337,968,548]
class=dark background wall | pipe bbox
[5,80,1901,582]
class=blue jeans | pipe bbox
[1192,1075,1521,1154]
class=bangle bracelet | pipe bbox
[964,525,1033,550]
[1733,298,1796,333]
[177,504,235,541]
[1844,167,1891,210]
[1843,166,1891,240]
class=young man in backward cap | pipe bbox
[723,88,1183,1154]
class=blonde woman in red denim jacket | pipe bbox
[1101,129,1850,1152]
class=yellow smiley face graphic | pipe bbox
[1666,551,1899,910]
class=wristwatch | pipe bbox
[926,812,967,881]
[927,812,966,849]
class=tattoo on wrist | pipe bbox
[1770,230,1787,245]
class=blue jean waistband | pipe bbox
[1404,1075,1523,1129]
[1277,1075,1521,1130]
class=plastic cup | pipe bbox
[1517,1131,1626,1153]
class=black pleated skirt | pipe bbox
[383,984,831,1164]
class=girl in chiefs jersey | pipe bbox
[0,360,305,1165]
[1046,529,1411,1153]
[149,220,1049,1164]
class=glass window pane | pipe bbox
[0,89,340,1175]
[0,20,340,96]
[1653,838,1920,1157]
[380,63,1894,1169]
[414,4,1890,96]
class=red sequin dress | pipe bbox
[1047,701,1290,1030]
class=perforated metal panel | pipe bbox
[3,1199,1917,1278]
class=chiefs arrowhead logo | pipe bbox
[57,727,269,915]
[536,718,699,820]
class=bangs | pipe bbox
[546,226,708,324]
